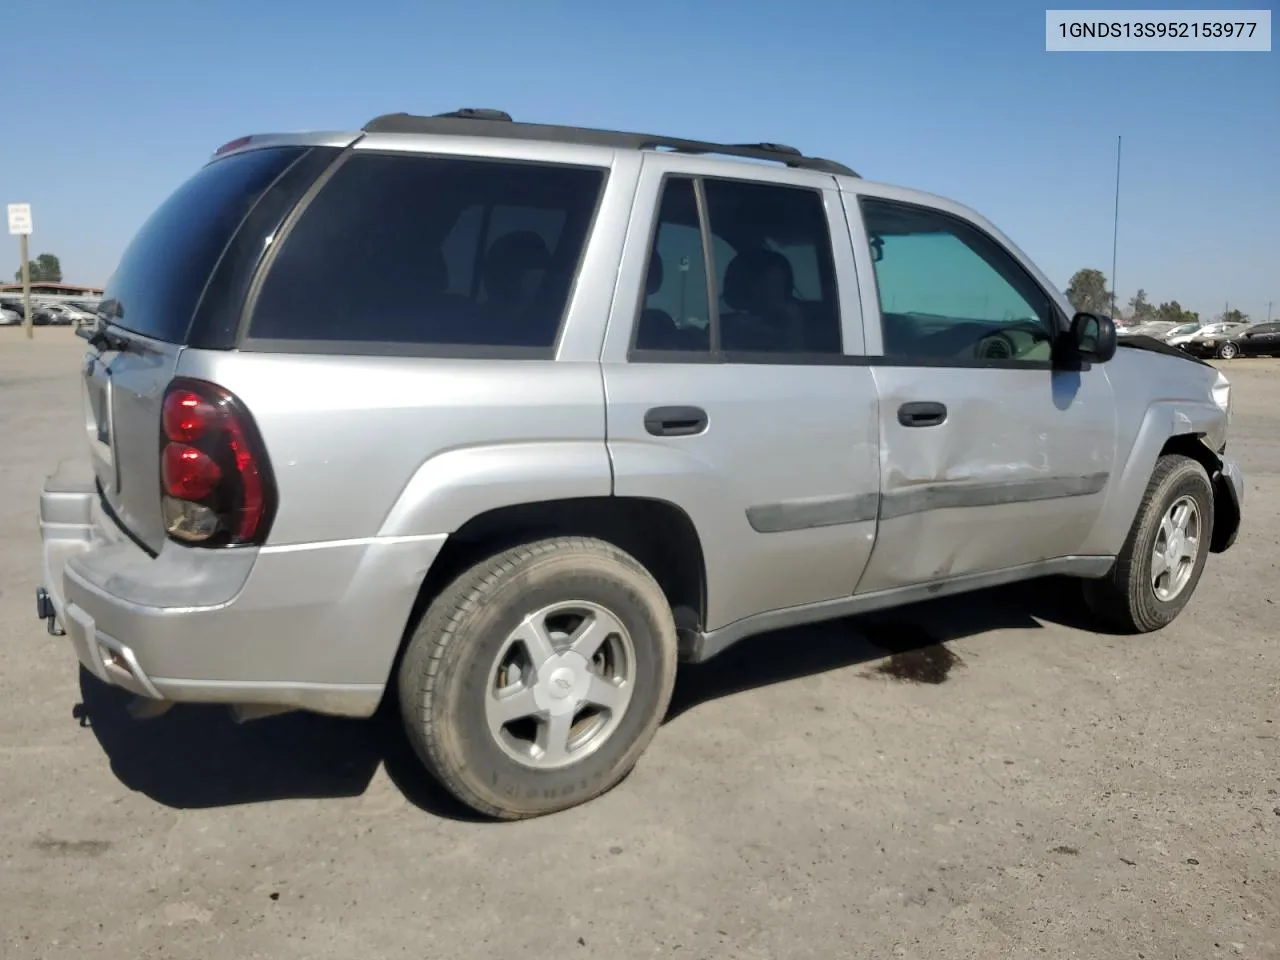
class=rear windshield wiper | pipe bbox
[76,320,134,353]
[76,315,134,353]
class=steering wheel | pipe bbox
[974,331,1017,360]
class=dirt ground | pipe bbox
[1,326,1275,960]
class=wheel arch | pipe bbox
[1084,400,1234,556]
[388,496,709,689]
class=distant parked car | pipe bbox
[35,304,96,327]
[0,306,21,326]
[1118,320,1179,339]
[1161,322,1203,345]
[1183,322,1280,360]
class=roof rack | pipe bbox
[361,109,858,177]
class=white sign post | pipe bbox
[7,203,34,339]
[7,203,32,235]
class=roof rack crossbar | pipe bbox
[359,110,859,177]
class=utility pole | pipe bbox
[1268,301,1273,324]
[1110,135,1122,318]
[7,203,34,339]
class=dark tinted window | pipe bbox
[633,178,712,352]
[860,198,1056,363]
[249,154,605,351]
[633,176,841,357]
[105,146,305,343]
[703,179,841,355]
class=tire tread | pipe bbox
[396,536,676,819]
[1083,453,1213,633]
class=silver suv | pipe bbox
[37,108,1244,819]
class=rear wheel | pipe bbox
[397,536,678,819]
[1083,454,1214,633]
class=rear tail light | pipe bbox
[159,378,275,546]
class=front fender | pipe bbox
[1081,399,1230,556]
[376,441,613,538]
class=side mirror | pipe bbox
[1068,311,1117,363]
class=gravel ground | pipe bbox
[1,327,1275,960]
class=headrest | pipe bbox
[721,248,794,311]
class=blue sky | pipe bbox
[3,0,1276,321]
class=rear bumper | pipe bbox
[38,461,446,717]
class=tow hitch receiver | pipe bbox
[35,587,65,637]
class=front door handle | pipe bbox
[644,405,708,437]
[898,401,947,428]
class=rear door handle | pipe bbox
[644,405,708,437]
[897,401,947,428]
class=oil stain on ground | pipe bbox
[860,621,964,684]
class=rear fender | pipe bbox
[376,441,613,538]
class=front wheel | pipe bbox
[1083,454,1214,633]
[1217,341,1239,359]
[397,536,678,819]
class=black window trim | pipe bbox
[626,171,848,366]
[235,148,611,360]
[855,194,1072,372]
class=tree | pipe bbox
[1156,300,1198,325]
[1065,268,1111,314]
[13,252,62,283]
[1127,288,1156,324]
[1218,308,1249,325]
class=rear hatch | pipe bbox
[83,144,322,553]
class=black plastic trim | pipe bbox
[644,405,708,437]
[239,338,557,361]
[897,401,948,427]
[626,348,1057,369]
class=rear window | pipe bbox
[246,153,606,354]
[104,146,306,343]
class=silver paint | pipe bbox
[38,124,1244,719]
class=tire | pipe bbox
[1083,454,1214,633]
[1217,342,1239,359]
[397,536,678,819]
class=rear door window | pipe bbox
[632,175,843,357]
[104,146,307,343]
[247,153,606,354]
